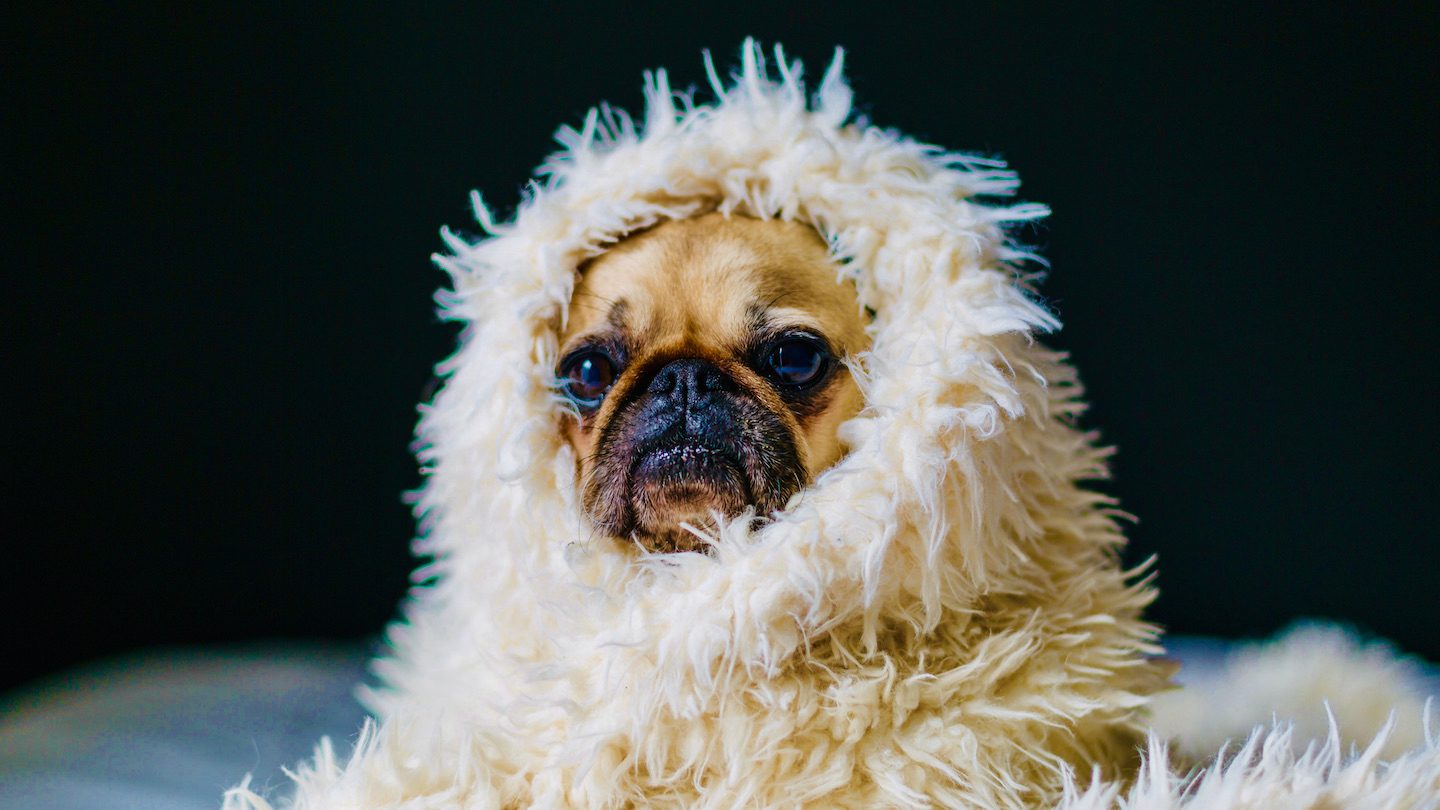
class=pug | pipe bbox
[557,213,869,553]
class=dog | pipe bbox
[557,212,869,553]
[225,43,1440,810]
[229,45,1187,809]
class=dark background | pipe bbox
[6,4,1436,693]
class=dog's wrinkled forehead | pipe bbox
[562,214,863,356]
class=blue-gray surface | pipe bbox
[0,643,371,810]
[0,637,1415,809]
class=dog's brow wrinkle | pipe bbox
[764,290,791,310]
[745,303,770,333]
[606,299,629,329]
[572,290,620,306]
[570,301,610,316]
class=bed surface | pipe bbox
[0,636,1425,809]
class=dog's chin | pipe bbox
[629,444,751,553]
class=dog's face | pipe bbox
[557,213,868,553]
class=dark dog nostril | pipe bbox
[648,364,682,396]
[647,358,733,399]
[650,367,678,395]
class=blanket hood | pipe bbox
[224,40,1440,810]
[336,41,1168,807]
[268,42,1177,808]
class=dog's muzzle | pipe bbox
[628,358,751,498]
[585,355,805,546]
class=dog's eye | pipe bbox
[763,337,829,387]
[560,351,616,410]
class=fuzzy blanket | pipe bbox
[228,42,1438,809]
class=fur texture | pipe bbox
[227,42,1438,808]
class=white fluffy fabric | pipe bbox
[228,42,1438,808]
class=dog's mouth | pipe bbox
[589,416,799,553]
[630,435,760,547]
[629,438,753,535]
[581,357,807,553]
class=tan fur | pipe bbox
[559,213,868,550]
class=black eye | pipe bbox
[763,337,829,387]
[559,351,616,410]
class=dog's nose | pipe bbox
[648,358,735,404]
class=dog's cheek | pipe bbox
[580,413,637,535]
[735,403,806,514]
[797,375,863,476]
[582,463,628,535]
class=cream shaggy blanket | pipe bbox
[228,42,1438,809]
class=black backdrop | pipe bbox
[6,4,1436,693]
